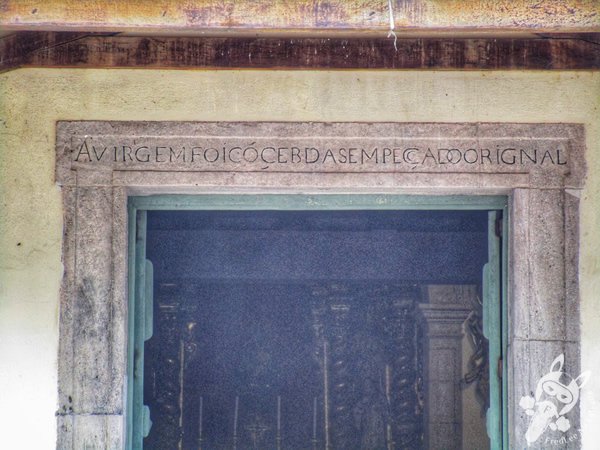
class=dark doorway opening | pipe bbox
[141,209,494,449]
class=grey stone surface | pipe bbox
[510,188,577,342]
[57,185,126,448]
[72,187,121,414]
[57,414,124,450]
[57,186,77,416]
[55,121,585,448]
[510,189,531,340]
[565,191,581,343]
[117,170,532,193]
[528,189,567,340]
[510,339,581,450]
[55,121,585,188]
[109,187,128,412]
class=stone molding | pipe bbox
[56,122,585,190]
[420,303,472,337]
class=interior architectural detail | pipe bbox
[54,120,585,449]
[141,207,489,450]
[419,285,477,449]
[463,293,490,415]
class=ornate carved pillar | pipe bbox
[419,285,475,450]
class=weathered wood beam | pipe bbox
[0,0,599,35]
[0,31,110,72]
[5,34,600,71]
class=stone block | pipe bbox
[528,189,567,341]
[57,414,124,450]
[564,191,581,343]
[55,122,585,189]
[510,188,531,340]
[58,186,77,413]
[71,187,123,414]
[510,339,582,450]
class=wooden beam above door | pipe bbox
[2,33,600,72]
[0,0,599,36]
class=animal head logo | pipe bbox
[519,354,590,445]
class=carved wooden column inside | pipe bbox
[419,285,475,450]
[311,283,424,449]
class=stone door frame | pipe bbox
[55,121,585,449]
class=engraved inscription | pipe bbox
[70,136,569,174]
[56,122,584,182]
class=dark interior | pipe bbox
[143,210,488,449]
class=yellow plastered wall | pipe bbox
[0,69,599,449]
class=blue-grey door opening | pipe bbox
[127,194,507,450]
